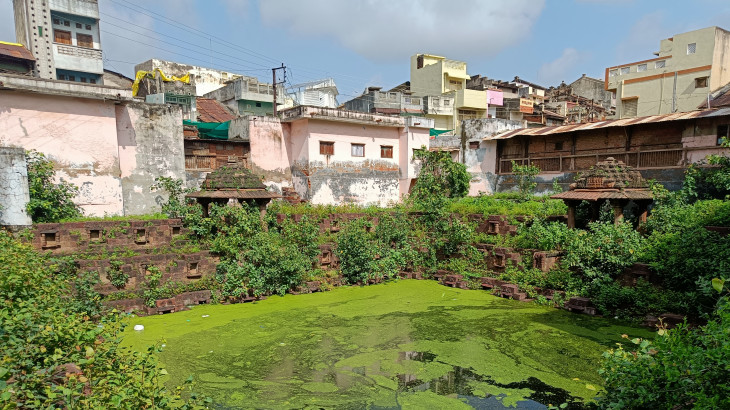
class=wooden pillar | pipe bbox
[566,201,577,229]
[637,200,650,226]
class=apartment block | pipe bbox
[606,26,730,118]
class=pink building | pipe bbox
[234,106,433,206]
[0,73,185,216]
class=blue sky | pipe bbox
[2,0,730,102]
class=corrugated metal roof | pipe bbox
[485,108,730,141]
[0,42,35,61]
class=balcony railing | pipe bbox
[55,44,102,60]
[498,147,726,174]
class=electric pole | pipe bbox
[272,64,286,116]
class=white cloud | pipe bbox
[257,0,545,62]
[537,48,588,86]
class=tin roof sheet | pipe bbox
[485,108,730,141]
[0,42,35,61]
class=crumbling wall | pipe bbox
[294,161,400,206]
[248,116,293,193]
[461,119,523,195]
[0,147,32,228]
[0,91,124,216]
[116,102,185,215]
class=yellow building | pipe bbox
[605,26,730,118]
[410,54,487,132]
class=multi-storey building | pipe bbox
[605,26,730,118]
[14,0,104,84]
[410,54,487,132]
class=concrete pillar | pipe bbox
[0,147,32,229]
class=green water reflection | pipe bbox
[123,280,652,409]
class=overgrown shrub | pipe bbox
[513,218,575,251]
[25,150,81,222]
[511,161,540,201]
[562,221,643,282]
[597,297,730,408]
[336,219,377,284]
[0,231,205,408]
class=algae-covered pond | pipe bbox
[123,280,652,409]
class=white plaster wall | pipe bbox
[0,147,32,227]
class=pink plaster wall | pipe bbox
[304,120,402,167]
[0,92,124,216]
[248,117,292,183]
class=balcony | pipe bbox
[52,43,103,74]
[455,89,487,110]
[424,96,454,116]
[232,80,276,103]
[49,0,99,19]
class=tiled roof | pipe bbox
[0,41,35,61]
[196,98,236,123]
[698,83,730,109]
[485,108,730,140]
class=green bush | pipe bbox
[0,231,205,408]
[513,218,575,251]
[336,219,377,284]
[25,150,81,222]
[597,298,730,409]
[562,221,643,282]
[511,161,540,201]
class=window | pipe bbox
[52,18,59,24]
[655,60,666,69]
[622,98,638,118]
[80,77,87,83]
[609,69,618,77]
[255,102,262,107]
[554,141,564,151]
[637,64,647,72]
[68,75,75,81]
[351,144,365,157]
[695,76,708,88]
[77,33,93,48]
[75,22,82,28]
[85,24,91,30]
[57,74,67,81]
[63,20,70,27]
[687,43,696,54]
[469,141,480,149]
[89,79,96,84]
[319,141,334,155]
[54,29,71,44]
[380,145,393,158]
[718,125,729,146]
[443,99,451,106]
[620,67,630,75]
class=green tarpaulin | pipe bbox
[183,119,230,140]
[429,128,453,137]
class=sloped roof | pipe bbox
[551,158,652,202]
[698,83,730,109]
[485,108,730,140]
[0,41,35,61]
[196,98,236,123]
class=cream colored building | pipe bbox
[410,54,487,132]
[606,26,730,118]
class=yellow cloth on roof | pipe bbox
[131,68,191,96]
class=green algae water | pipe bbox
[123,280,652,409]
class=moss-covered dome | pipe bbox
[202,165,266,190]
[571,157,647,190]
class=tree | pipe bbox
[410,148,470,205]
[25,150,81,222]
[511,160,540,201]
